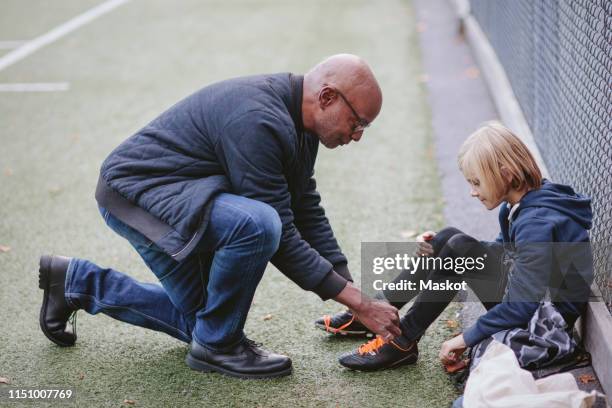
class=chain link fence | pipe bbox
[469,0,612,312]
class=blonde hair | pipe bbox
[458,121,542,200]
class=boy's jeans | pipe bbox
[64,193,281,352]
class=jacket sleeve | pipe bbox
[463,217,554,346]
[293,176,353,282]
[215,111,348,300]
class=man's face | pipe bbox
[314,87,368,149]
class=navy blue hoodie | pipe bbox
[463,180,593,346]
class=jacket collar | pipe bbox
[289,74,304,137]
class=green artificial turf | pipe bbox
[0,0,458,406]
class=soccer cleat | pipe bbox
[314,310,374,338]
[338,335,418,371]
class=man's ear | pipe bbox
[318,86,336,110]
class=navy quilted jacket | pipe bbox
[96,73,350,299]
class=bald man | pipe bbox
[37,54,400,379]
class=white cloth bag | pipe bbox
[463,341,600,408]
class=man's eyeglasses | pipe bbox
[333,88,370,134]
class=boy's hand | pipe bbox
[439,334,467,365]
[416,230,436,256]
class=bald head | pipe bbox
[305,54,382,120]
[302,54,383,149]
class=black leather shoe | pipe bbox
[186,338,292,379]
[338,335,418,372]
[315,310,374,338]
[39,255,78,347]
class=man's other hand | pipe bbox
[352,299,402,339]
[333,282,401,339]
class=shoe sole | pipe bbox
[314,323,374,338]
[39,255,74,347]
[340,353,419,372]
[185,354,292,379]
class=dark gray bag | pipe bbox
[469,301,577,371]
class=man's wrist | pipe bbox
[333,282,370,312]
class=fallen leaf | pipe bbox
[444,359,469,373]
[0,245,10,253]
[578,374,596,384]
[418,74,430,83]
[262,314,273,321]
[400,230,417,239]
[48,186,63,196]
[123,399,136,405]
[463,66,480,79]
[0,377,9,384]
[445,319,459,329]
[576,353,590,362]
[456,21,466,40]
[78,373,85,380]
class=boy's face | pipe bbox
[464,174,501,210]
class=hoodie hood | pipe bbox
[516,179,592,230]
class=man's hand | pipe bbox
[352,300,402,339]
[439,334,467,365]
[333,282,401,339]
[416,230,436,257]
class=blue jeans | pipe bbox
[64,193,281,352]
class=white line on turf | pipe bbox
[0,82,70,92]
[0,41,26,49]
[0,0,131,73]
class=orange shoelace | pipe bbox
[358,336,387,355]
[323,314,355,333]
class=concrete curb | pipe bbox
[449,0,612,398]
[579,285,612,401]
